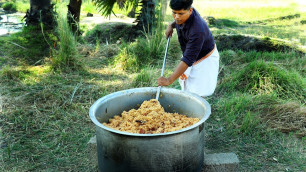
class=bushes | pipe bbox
[85,15,179,73]
[1,0,29,12]
[15,0,29,13]
[51,13,83,72]
[112,32,167,72]
[113,47,139,72]
[133,34,166,63]
[2,1,17,12]
[131,66,157,87]
[85,23,141,44]
[0,12,83,72]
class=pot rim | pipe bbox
[89,87,211,137]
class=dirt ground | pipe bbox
[80,13,135,30]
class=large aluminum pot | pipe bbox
[89,87,211,172]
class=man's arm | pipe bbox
[165,21,176,38]
[181,32,205,66]
[170,21,176,28]
[157,61,188,86]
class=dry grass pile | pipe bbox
[77,43,119,59]
[218,60,305,103]
[262,102,306,138]
[214,34,305,55]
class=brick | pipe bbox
[88,136,98,170]
[202,153,239,172]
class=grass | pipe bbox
[164,0,306,46]
[84,22,140,44]
[0,26,57,65]
[206,93,306,171]
[218,60,305,103]
[82,0,99,14]
[211,18,306,46]
[112,32,167,71]
[192,0,300,20]
[111,8,175,72]
[15,0,29,13]
[214,34,305,55]
[51,11,84,72]
[0,0,305,171]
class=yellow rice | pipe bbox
[103,99,200,134]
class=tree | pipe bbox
[134,0,155,31]
[92,0,159,32]
[24,0,55,27]
[67,0,82,34]
[161,0,167,17]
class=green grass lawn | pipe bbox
[0,0,305,171]
[164,0,306,46]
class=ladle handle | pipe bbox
[156,37,171,100]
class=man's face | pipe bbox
[172,8,193,25]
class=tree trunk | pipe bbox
[67,0,82,34]
[135,0,155,32]
[127,6,136,18]
[25,0,55,27]
[161,0,168,17]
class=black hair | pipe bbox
[170,0,193,10]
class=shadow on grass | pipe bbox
[84,22,142,44]
[215,34,305,55]
[0,63,132,171]
[247,13,301,24]
[0,26,57,65]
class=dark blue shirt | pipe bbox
[175,8,215,66]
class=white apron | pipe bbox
[179,45,220,97]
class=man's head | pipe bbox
[170,0,193,25]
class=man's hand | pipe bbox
[156,61,188,87]
[165,22,175,38]
[157,77,171,86]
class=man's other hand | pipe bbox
[165,24,174,39]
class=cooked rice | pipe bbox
[103,99,200,134]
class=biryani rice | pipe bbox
[103,99,200,134]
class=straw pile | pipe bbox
[262,102,306,138]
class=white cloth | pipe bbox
[179,47,220,97]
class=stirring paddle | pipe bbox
[156,37,171,100]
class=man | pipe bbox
[157,0,220,97]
